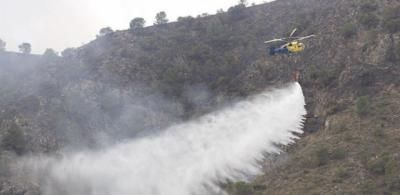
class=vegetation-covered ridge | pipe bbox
[0,0,399,194]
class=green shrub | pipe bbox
[386,175,400,191]
[358,13,380,29]
[382,7,400,33]
[1,124,27,155]
[397,42,400,60]
[367,158,385,175]
[384,157,400,190]
[334,167,350,183]
[177,16,195,24]
[383,20,400,34]
[373,129,385,137]
[309,146,347,167]
[252,184,266,191]
[312,146,330,166]
[360,1,378,12]
[227,4,247,20]
[331,148,347,160]
[359,180,375,195]
[233,182,254,195]
[331,122,348,133]
[326,102,346,115]
[367,155,400,191]
[383,6,400,19]
[356,96,370,117]
[312,67,340,87]
[341,23,357,39]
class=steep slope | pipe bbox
[68,0,400,117]
[63,0,400,194]
[0,0,399,194]
[21,83,306,195]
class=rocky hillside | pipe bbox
[0,0,400,194]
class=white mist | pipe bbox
[22,82,306,195]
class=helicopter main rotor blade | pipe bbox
[264,34,315,44]
[289,28,297,37]
[264,38,286,44]
[295,34,316,41]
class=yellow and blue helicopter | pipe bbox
[264,28,316,55]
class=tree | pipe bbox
[228,4,246,20]
[61,48,75,58]
[130,17,145,33]
[177,16,194,23]
[201,13,209,17]
[154,11,168,25]
[98,27,113,37]
[43,48,58,57]
[239,0,248,6]
[18,42,31,54]
[0,39,6,51]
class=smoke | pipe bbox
[0,52,185,149]
[19,82,306,195]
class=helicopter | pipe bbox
[264,28,316,55]
[264,29,316,81]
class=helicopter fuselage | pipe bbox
[269,41,305,55]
